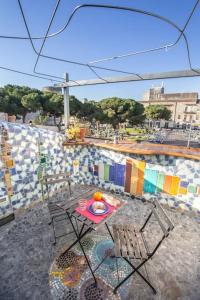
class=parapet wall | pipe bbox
[0,122,199,221]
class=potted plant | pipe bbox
[66,125,81,142]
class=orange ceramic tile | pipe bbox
[170,176,180,195]
[5,159,14,168]
[136,161,146,195]
[163,175,172,194]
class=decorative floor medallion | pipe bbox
[49,235,133,299]
[80,277,120,300]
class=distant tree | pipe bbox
[79,101,105,122]
[69,95,83,117]
[1,85,42,122]
[98,97,144,128]
[42,92,64,130]
[145,105,171,121]
[41,93,83,129]
[0,86,23,118]
[21,92,41,120]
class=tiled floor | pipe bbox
[0,186,200,300]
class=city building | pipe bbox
[141,85,200,127]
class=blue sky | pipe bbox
[0,0,200,101]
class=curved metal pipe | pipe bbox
[89,0,200,64]
[17,2,200,81]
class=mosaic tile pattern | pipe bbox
[49,235,130,299]
[0,122,200,219]
[0,122,67,218]
[0,124,13,216]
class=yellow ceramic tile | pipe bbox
[178,187,187,195]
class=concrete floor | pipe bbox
[0,186,200,300]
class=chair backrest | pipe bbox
[151,199,174,237]
[140,198,174,257]
[44,172,71,199]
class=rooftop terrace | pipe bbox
[1,185,200,300]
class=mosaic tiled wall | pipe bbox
[0,122,67,219]
[69,146,200,214]
[0,122,200,220]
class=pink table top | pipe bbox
[75,198,120,224]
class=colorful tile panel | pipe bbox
[124,158,199,198]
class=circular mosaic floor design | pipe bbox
[49,235,132,299]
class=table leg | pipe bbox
[62,225,92,254]
[68,214,97,286]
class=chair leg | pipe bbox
[115,258,120,285]
[114,258,157,295]
[105,222,114,242]
[123,257,157,294]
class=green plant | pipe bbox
[33,115,49,125]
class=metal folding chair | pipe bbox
[107,199,174,294]
[44,173,73,245]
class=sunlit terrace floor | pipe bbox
[0,185,200,300]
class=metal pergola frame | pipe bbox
[53,68,200,127]
[56,68,200,88]
[1,1,200,128]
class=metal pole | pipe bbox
[187,122,192,148]
[63,73,70,128]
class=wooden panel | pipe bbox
[118,225,128,257]
[112,224,121,257]
[113,224,147,259]
[130,160,139,195]
[128,226,140,258]
[93,142,200,161]
[124,159,132,193]
[123,225,134,257]
[170,176,180,195]
[163,175,172,194]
